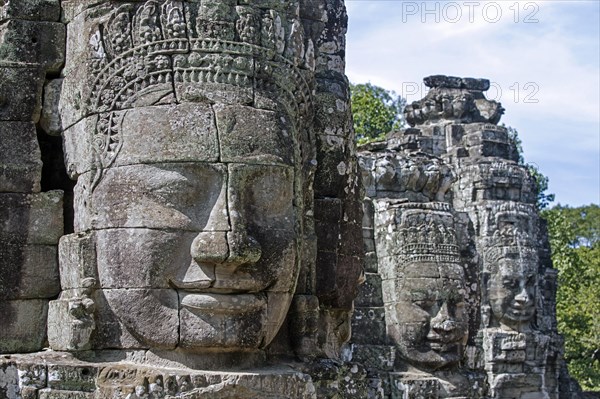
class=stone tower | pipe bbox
[352,75,585,398]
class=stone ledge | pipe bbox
[0,353,318,399]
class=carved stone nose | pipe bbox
[430,302,457,333]
[191,232,229,264]
[226,230,262,266]
[191,230,261,267]
[514,288,531,304]
[433,319,457,333]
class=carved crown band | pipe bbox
[87,1,315,125]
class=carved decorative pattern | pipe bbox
[87,2,313,124]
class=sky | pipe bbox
[345,0,600,207]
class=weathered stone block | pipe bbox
[315,198,341,253]
[314,134,351,198]
[0,361,19,398]
[0,299,48,353]
[94,289,178,350]
[0,67,44,122]
[58,233,97,290]
[176,80,254,109]
[313,92,352,138]
[214,104,294,165]
[354,273,383,307]
[0,0,61,22]
[0,122,42,193]
[364,251,378,273]
[60,1,105,23]
[316,252,360,311]
[351,307,387,345]
[0,241,59,299]
[38,389,94,399]
[62,104,220,177]
[47,296,94,352]
[389,373,440,399]
[115,104,219,166]
[56,57,94,130]
[468,142,511,160]
[351,344,396,371]
[73,164,227,232]
[94,229,195,289]
[0,191,63,244]
[40,79,63,135]
[0,20,65,72]
[339,210,363,259]
[363,237,375,253]
[180,296,266,349]
[47,364,98,392]
[60,115,95,179]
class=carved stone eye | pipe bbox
[502,278,519,289]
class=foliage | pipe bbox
[504,124,555,209]
[527,164,555,210]
[551,204,600,247]
[350,83,406,142]
[506,125,525,164]
[543,205,600,390]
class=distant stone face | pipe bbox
[380,217,469,370]
[483,231,538,330]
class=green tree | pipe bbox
[543,205,600,390]
[350,83,406,143]
[504,125,555,209]
[507,126,599,389]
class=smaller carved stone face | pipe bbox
[487,257,536,328]
[389,262,468,370]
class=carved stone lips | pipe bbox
[169,278,212,291]
[426,331,463,352]
[169,275,266,294]
[508,305,534,317]
[427,340,460,353]
[179,292,266,313]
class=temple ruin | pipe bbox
[0,1,588,398]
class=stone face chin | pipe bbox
[179,293,269,350]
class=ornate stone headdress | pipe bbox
[483,225,538,273]
[377,201,462,265]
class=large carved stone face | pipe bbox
[487,256,536,329]
[70,103,303,352]
[388,262,468,370]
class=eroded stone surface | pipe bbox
[0,1,66,356]
[0,20,65,72]
[0,122,42,193]
[0,353,318,399]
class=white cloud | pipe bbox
[345,0,599,205]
